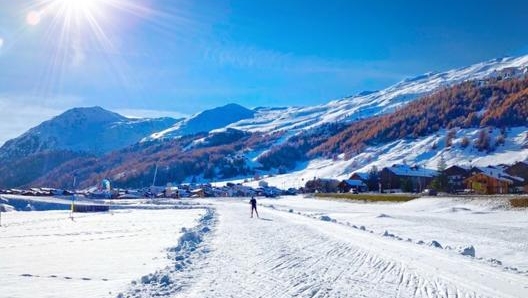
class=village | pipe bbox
[1,160,527,201]
[337,160,528,195]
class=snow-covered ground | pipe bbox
[178,196,528,298]
[257,196,528,272]
[0,207,206,298]
[1,195,527,297]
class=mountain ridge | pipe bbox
[149,103,255,140]
[0,106,179,188]
[2,54,528,188]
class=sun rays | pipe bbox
[17,0,162,97]
[25,0,132,59]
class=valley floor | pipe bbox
[1,195,527,297]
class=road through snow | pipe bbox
[178,199,527,298]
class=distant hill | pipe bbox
[0,106,179,188]
[31,129,283,189]
[0,106,179,159]
[34,76,528,189]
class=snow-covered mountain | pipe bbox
[146,55,528,142]
[212,55,528,135]
[0,106,179,159]
[149,103,255,139]
[4,54,528,189]
[243,126,528,190]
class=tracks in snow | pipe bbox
[177,200,528,298]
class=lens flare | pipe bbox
[26,11,42,26]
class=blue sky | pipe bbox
[0,0,528,143]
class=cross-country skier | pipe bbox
[250,196,259,218]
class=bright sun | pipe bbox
[27,0,106,27]
[58,0,101,11]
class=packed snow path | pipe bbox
[179,200,528,298]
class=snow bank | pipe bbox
[0,203,15,212]
[121,208,215,298]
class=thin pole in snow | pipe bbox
[70,175,76,220]
[152,163,158,187]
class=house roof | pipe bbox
[342,179,367,187]
[472,166,524,183]
[351,172,369,180]
[385,164,437,178]
[445,165,470,171]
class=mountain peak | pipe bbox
[56,106,126,123]
[150,103,256,139]
[0,106,178,160]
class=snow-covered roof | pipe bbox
[386,164,438,178]
[342,180,367,187]
[473,166,524,183]
[445,165,470,171]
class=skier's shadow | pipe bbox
[259,218,273,221]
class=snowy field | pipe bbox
[257,196,528,273]
[0,207,206,298]
[1,195,528,297]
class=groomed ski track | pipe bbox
[177,199,527,298]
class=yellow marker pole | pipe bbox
[70,194,75,220]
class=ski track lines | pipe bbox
[0,209,205,298]
[180,201,527,298]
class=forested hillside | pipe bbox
[32,129,283,189]
[309,76,528,158]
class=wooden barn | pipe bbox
[465,166,523,194]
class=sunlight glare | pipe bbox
[26,11,42,26]
[21,0,182,98]
[54,0,103,14]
